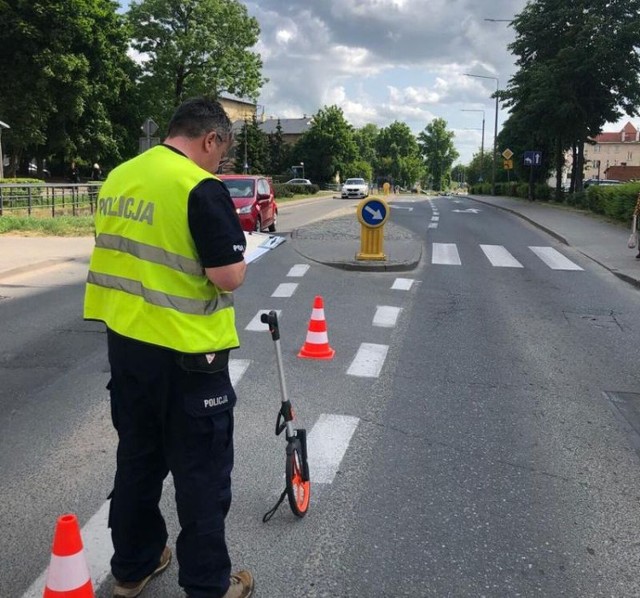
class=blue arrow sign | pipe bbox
[360,199,388,227]
[524,150,542,166]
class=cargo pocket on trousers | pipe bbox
[182,370,237,419]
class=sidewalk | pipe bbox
[0,235,94,280]
[0,195,639,287]
[466,194,640,288]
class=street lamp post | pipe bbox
[0,120,9,180]
[243,118,249,174]
[464,74,499,195]
[461,109,485,181]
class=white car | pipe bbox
[341,178,369,199]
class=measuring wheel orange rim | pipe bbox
[286,447,310,517]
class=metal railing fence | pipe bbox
[0,182,103,217]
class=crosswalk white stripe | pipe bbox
[373,306,402,328]
[245,309,282,331]
[287,264,310,277]
[229,359,251,386]
[271,282,298,297]
[347,343,389,378]
[529,246,583,270]
[480,244,523,268]
[432,243,461,265]
[391,277,414,290]
[307,414,360,484]
[431,216,440,221]
[428,223,438,229]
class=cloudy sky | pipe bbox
[124,0,638,165]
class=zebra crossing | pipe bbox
[431,242,583,271]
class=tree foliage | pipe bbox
[0,0,135,176]
[294,106,358,183]
[500,0,640,193]
[418,118,459,190]
[128,0,265,132]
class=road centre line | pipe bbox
[307,414,360,484]
[271,283,298,297]
[245,309,282,331]
[480,245,523,268]
[431,216,439,221]
[347,343,389,378]
[287,264,310,277]
[529,246,584,270]
[373,306,402,328]
[391,277,415,290]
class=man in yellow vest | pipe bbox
[84,97,254,598]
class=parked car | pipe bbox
[341,178,369,199]
[285,178,312,186]
[583,178,621,188]
[218,174,278,233]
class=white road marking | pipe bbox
[229,359,251,386]
[307,414,360,484]
[529,246,583,271]
[271,283,298,297]
[347,343,389,378]
[373,306,402,328]
[245,309,282,331]
[391,277,415,290]
[428,223,438,229]
[431,216,440,221]
[480,245,523,268]
[287,264,310,277]
[22,502,113,598]
[432,243,461,265]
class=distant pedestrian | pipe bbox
[91,162,101,181]
[70,161,80,183]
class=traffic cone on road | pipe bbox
[298,295,335,360]
[44,513,94,597]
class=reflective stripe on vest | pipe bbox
[86,270,233,316]
[95,233,204,276]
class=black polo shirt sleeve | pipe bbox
[188,178,246,268]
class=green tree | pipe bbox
[128,0,265,132]
[502,0,640,194]
[375,121,422,186]
[0,0,134,176]
[343,160,373,181]
[418,118,459,191]
[353,124,379,165]
[267,119,289,175]
[463,150,494,186]
[233,114,268,174]
[294,106,358,183]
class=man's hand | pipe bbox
[205,260,246,291]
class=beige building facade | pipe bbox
[583,121,640,180]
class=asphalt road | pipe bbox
[2,194,640,597]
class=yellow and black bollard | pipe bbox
[356,197,390,261]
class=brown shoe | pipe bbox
[113,546,172,598]
[221,570,255,598]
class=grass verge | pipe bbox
[0,215,95,236]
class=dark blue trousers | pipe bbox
[107,330,236,598]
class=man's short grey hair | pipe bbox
[166,97,232,139]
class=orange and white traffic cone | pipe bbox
[43,513,94,597]
[298,295,335,360]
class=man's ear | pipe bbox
[204,131,217,152]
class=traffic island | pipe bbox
[290,214,422,272]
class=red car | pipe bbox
[218,174,278,232]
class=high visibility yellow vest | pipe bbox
[84,145,239,354]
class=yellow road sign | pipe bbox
[502,148,513,160]
[503,159,513,170]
